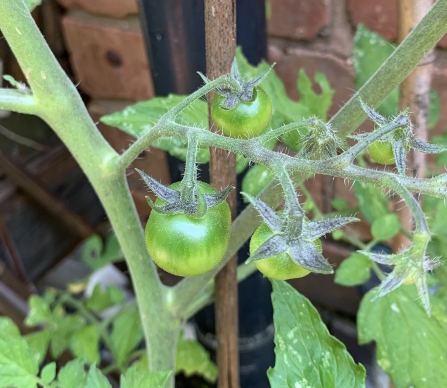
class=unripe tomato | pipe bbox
[249,222,322,280]
[367,141,395,165]
[145,182,231,277]
[211,87,272,139]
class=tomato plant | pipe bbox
[367,141,396,165]
[211,86,272,139]
[250,222,322,280]
[241,164,275,201]
[145,182,231,277]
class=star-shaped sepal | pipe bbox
[136,169,233,218]
[242,192,359,274]
[199,57,274,110]
[358,233,441,316]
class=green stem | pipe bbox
[0,0,175,374]
[180,133,199,205]
[0,89,38,114]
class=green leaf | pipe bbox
[432,132,447,166]
[353,181,389,224]
[58,358,88,388]
[69,325,100,364]
[358,286,447,388]
[41,361,56,384]
[25,295,52,326]
[50,315,86,359]
[331,198,348,211]
[297,69,334,120]
[86,284,125,312]
[82,234,123,271]
[0,316,21,337]
[120,365,171,388]
[110,309,144,367]
[100,95,210,163]
[85,366,112,388]
[176,332,217,383]
[0,333,39,388]
[371,214,400,241]
[268,280,366,387]
[335,253,372,286]
[24,329,50,366]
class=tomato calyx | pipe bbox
[200,58,274,110]
[358,232,440,315]
[350,100,446,175]
[242,192,359,274]
[136,168,233,218]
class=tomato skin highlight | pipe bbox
[211,87,272,139]
[367,141,396,165]
[145,182,231,277]
[249,223,322,280]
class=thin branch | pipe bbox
[0,89,38,115]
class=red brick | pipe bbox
[56,0,138,18]
[268,45,355,118]
[62,10,153,100]
[268,0,330,41]
[349,0,398,42]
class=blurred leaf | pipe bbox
[41,362,56,384]
[24,329,50,366]
[428,89,440,129]
[85,366,112,388]
[432,132,447,166]
[70,325,100,364]
[58,358,88,388]
[110,309,144,367]
[241,164,275,202]
[335,253,372,286]
[0,333,38,388]
[331,198,348,211]
[50,315,86,359]
[371,214,400,241]
[358,286,447,387]
[176,332,217,383]
[86,285,125,313]
[297,69,334,120]
[25,295,52,326]
[82,233,123,271]
[121,365,171,388]
[268,280,366,387]
[354,181,389,224]
[0,316,20,337]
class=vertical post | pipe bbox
[204,1,240,388]
[393,0,433,251]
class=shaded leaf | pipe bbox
[121,366,171,388]
[41,361,56,384]
[86,284,125,313]
[335,253,372,286]
[176,333,217,383]
[353,181,389,224]
[358,287,447,388]
[371,214,400,241]
[0,316,20,337]
[24,329,50,366]
[25,295,52,326]
[85,366,112,388]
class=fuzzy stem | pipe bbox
[180,133,199,205]
[384,176,430,234]
[0,89,38,115]
[116,76,237,171]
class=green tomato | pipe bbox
[145,182,231,277]
[367,141,396,165]
[211,87,272,139]
[249,222,322,280]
